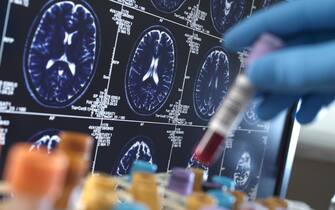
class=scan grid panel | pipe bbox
[0,0,280,199]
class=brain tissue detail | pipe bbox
[151,0,186,13]
[113,136,154,176]
[234,151,251,188]
[194,47,230,121]
[211,0,246,34]
[244,101,259,125]
[29,129,61,154]
[126,26,176,116]
[24,1,99,108]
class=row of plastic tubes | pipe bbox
[0,131,313,210]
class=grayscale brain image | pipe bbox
[28,129,61,153]
[113,135,155,176]
[244,101,260,125]
[234,151,252,188]
[0,0,288,199]
[125,26,176,116]
[151,0,186,13]
[220,133,267,198]
[211,0,247,34]
[23,0,99,108]
[193,47,230,121]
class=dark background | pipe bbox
[0,0,291,199]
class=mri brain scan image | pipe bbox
[211,0,246,34]
[125,26,176,116]
[29,129,61,154]
[233,151,251,188]
[151,0,186,13]
[193,47,230,121]
[220,136,265,196]
[23,0,99,108]
[113,135,155,176]
[244,101,259,125]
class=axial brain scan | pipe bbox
[193,47,230,121]
[23,0,99,108]
[244,101,260,125]
[211,0,246,34]
[29,129,61,153]
[234,151,252,189]
[113,135,154,176]
[125,26,176,116]
[151,0,186,13]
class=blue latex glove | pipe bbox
[224,0,335,124]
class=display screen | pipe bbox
[0,0,288,199]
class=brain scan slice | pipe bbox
[29,129,61,154]
[233,151,251,188]
[211,0,246,34]
[151,0,186,13]
[125,26,176,116]
[23,0,99,108]
[113,135,155,176]
[244,101,259,125]
[193,47,230,121]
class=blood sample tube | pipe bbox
[194,33,284,165]
[167,167,195,196]
[4,143,68,210]
[80,173,118,210]
[208,190,235,209]
[212,176,235,191]
[54,131,93,210]
[191,168,204,192]
[131,172,161,210]
[129,160,157,181]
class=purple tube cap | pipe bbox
[167,167,195,195]
[247,33,284,67]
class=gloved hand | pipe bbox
[224,0,335,124]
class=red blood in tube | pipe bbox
[193,130,225,165]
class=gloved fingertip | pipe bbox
[256,105,276,121]
[245,61,263,87]
[246,55,280,91]
[223,30,245,52]
[295,112,315,124]
[295,102,321,124]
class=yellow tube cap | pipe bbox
[191,168,204,192]
[131,172,160,210]
[81,174,118,210]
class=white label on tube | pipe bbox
[209,75,255,135]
